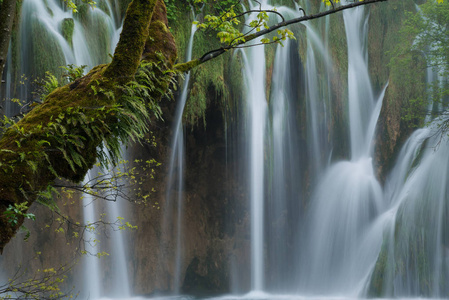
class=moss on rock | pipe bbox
[368,0,416,91]
[30,18,66,80]
[374,50,426,183]
[60,18,75,48]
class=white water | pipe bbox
[106,198,131,297]
[104,151,132,298]
[240,1,268,288]
[82,171,102,300]
[267,40,299,291]
[296,6,386,295]
[2,0,121,115]
[237,1,387,296]
[164,13,198,293]
[6,1,125,298]
[3,0,449,298]
[303,21,333,177]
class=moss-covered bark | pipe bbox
[103,0,157,82]
[0,0,17,82]
[0,0,177,253]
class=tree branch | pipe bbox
[175,0,388,72]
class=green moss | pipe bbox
[60,18,75,48]
[10,0,23,97]
[179,27,234,127]
[175,59,200,73]
[168,3,193,63]
[73,3,89,25]
[104,0,156,81]
[119,0,132,19]
[185,55,229,127]
[374,51,426,181]
[368,238,391,297]
[328,13,349,160]
[86,14,112,65]
[31,19,66,80]
[264,43,276,100]
[368,0,416,91]
[96,0,109,14]
[328,13,347,83]
[225,53,244,115]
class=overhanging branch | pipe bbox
[174,0,388,72]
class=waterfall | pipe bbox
[4,0,449,298]
[2,47,12,116]
[103,151,132,298]
[240,3,268,288]
[164,13,197,293]
[2,0,120,116]
[82,171,102,300]
[303,22,333,178]
[344,7,375,159]
[295,5,387,296]
[105,198,131,297]
[1,0,126,298]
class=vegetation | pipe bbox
[390,0,449,129]
[0,0,389,254]
[7,0,447,297]
[1,12,400,300]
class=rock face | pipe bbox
[126,86,252,295]
[374,51,426,183]
[368,0,426,182]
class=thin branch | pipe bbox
[175,0,387,72]
[234,9,286,22]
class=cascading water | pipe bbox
[236,1,386,295]
[82,172,102,300]
[376,122,449,297]
[1,1,126,298]
[4,0,449,298]
[2,0,121,115]
[103,152,132,298]
[297,6,386,295]
[266,39,302,292]
[302,21,333,177]
[240,2,268,289]
[163,13,197,293]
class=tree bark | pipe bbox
[0,0,177,253]
[0,0,17,85]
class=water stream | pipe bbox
[164,12,198,293]
[82,171,102,300]
[240,1,269,289]
[3,0,449,299]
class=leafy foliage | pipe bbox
[64,0,96,12]
[193,0,295,47]
[0,58,173,248]
[391,0,449,125]
[0,257,75,300]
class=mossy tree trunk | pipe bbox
[0,0,177,253]
[0,0,17,84]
